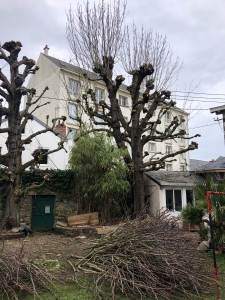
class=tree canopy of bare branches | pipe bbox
[66,1,199,213]
[0,41,66,227]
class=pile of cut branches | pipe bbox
[70,213,215,299]
[0,244,54,299]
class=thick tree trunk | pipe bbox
[132,130,145,214]
[3,180,21,228]
[133,170,145,214]
[3,104,22,228]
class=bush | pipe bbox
[182,204,204,226]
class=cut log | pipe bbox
[68,212,99,227]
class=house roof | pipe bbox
[42,54,188,114]
[43,54,129,91]
[190,159,209,171]
[210,105,225,114]
[191,156,225,172]
[145,171,201,188]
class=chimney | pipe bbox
[43,45,49,55]
[55,122,67,137]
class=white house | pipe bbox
[144,171,200,217]
[27,47,191,172]
[0,116,70,170]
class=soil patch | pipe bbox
[1,232,91,262]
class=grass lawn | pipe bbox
[22,252,225,300]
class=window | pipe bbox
[166,145,172,155]
[118,95,127,107]
[149,142,156,153]
[67,128,77,140]
[95,88,105,103]
[33,148,48,165]
[166,189,182,211]
[45,205,50,214]
[69,79,79,98]
[180,165,186,171]
[94,116,105,128]
[179,149,186,161]
[179,115,185,128]
[186,190,194,205]
[165,163,173,171]
[179,137,185,145]
[165,111,171,123]
[68,103,78,120]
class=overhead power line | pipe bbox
[189,122,222,130]
[171,90,225,97]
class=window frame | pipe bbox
[95,88,105,103]
[67,128,78,140]
[35,148,48,165]
[149,142,156,153]
[94,115,105,129]
[179,148,186,161]
[179,115,185,128]
[179,137,185,145]
[165,163,173,171]
[165,188,182,211]
[118,95,128,107]
[165,111,171,124]
[166,145,172,155]
[69,79,79,98]
[180,164,186,171]
[67,103,78,121]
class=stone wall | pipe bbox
[20,191,78,226]
[20,197,32,225]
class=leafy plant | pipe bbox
[193,175,225,249]
[182,205,204,226]
[69,132,130,223]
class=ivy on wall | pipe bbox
[0,170,76,217]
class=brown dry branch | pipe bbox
[69,213,216,300]
[0,246,54,299]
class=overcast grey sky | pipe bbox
[1,0,225,161]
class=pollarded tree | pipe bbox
[0,41,66,227]
[69,131,130,223]
[66,1,199,213]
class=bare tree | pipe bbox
[66,1,199,213]
[0,41,66,227]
